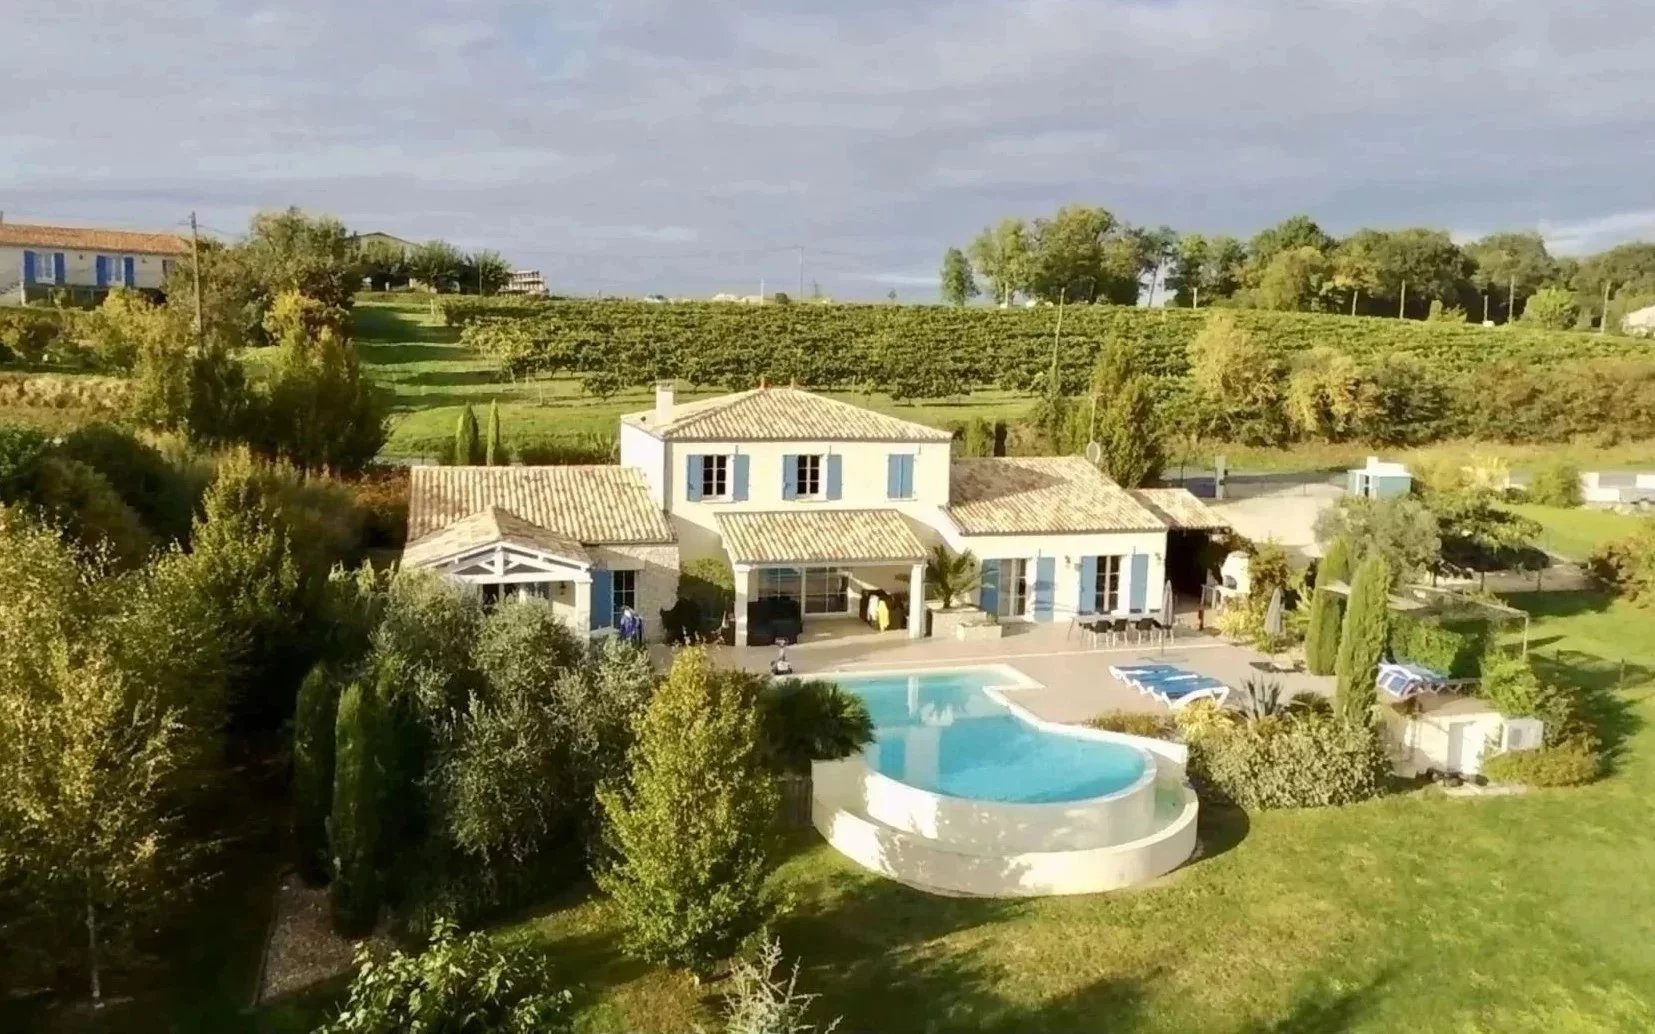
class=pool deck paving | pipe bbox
[696,619,1334,724]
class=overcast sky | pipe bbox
[6,1,1654,299]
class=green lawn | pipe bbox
[1512,504,1649,562]
[275,589,1655,1034]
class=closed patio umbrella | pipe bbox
[1263,587,1285,639]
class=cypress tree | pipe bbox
[329,680,382,936]
[1334,552,1392,726]
[1304,537,1353,675]
[292,662,340,886]
[1096,375,1166,487]
[453,404,481,466]
[484,400,504,466]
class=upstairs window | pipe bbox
[795,454,823,498]
[699,454,729,499]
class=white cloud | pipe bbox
[4,0,1653,296]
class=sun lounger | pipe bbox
[1377,661,1447,701]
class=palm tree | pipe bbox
[925,545,982,610]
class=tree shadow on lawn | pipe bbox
[351,308,459,346]
[358,343,469,367]
[393,368,512,390]
[1530,648,1648,769]
[1192,803,1250,866]
[1232,966,1398,1034]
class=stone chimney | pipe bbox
[654,380,674,426]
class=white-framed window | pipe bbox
[757,567,797,599]
[611,569,637,624]
[795,454,823,498]
[699,454,729,499]
[1094,556,1123,613]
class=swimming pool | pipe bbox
[831,666,1150,804]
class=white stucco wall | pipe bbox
[939,528,1169,619]
[1,245,176,294]
[660,437,953,563]
[593,542,680,630]
[618,423,667,508]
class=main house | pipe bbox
[403,384,1223,644]
[0,221,190,305]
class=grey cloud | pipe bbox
[4,0,1653,297]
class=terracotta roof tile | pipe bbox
[1128,488,1229,531]
[402,506,592,567]
[0,223,190,256]
[406,466,674,546]
[947,456,1165,535]
[623,387,952,442]
[716,509,929,565]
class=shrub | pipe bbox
[1304,537,1352,675]
[59,423,202,544]
[758,679,875,774]
[453,404,482,466]
[293,663,341,886]
[1334,553,1391,725]
[317,917,571,1034]
[1185,712,1391,808]
[722,938,841,1034]
[1387,614,1490,678]
[597,649,778,974]
[1481,739,1601,787]
[330,680,382,937]
[348,468,409,550]
[1526,460,1582,508]
[1479,651,1582,744]
[924,544,981,609]
[484,399,505,465]
[1086,711,1175,739]
[1586,520,1655,606]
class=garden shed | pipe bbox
[1383,696,1543,778]
[1346,456,1413,499]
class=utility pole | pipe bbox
[189,211,204,349]
[1601,279,1612,335]
[1507,275,1516,324]
[1482,292,1489,324]
[1398,279,1407,319]
[1192,286,1199,310]
[1049,286,1066,391]
[796,246,804,300]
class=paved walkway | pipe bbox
[694,620,1334,724]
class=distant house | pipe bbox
[348,231,417,252]
[1622,303,1655,337]
[0,220,190,305]
[501,270,546,296]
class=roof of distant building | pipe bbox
[1128,488,1229,531]
[947,456,1166,535]
[406,465,674,547]
[0,222,190,256]
[623,386,953,442]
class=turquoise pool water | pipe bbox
[831,667,1149,804]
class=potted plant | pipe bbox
[924,545,989,640]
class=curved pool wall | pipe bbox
[812,667,1200,897]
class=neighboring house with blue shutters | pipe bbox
[400,383,1221,646]
[0,220,189,305]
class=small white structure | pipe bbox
[1347,456,1413,500]
[1621,303,1655,337]
[1217,550,1251,601]
[1383,696,1537,777]
[1580,471,1655,506]
[500,270,547,296]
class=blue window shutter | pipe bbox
[1078,555,1098,614]
[53,253,65,283]
[1032,556,1056,621]
[978,559,999,613]
[732,453,750,501]
[685,454,702,501]
[826,454,843,501]
[123,256,136,285]
[781,455,798,500]
[902,455,915,497]
[22,251,36,285]
[590,566,613,628]
[95,255,109,287]
[1129,553,1149,612]
[886,454,902,499]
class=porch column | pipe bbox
[733,564,752,646]
[572,572,594,631]
[908,561,926,639]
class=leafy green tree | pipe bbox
[454,404,483,465]
[318,918,570,1033]
[1187,313,1288,445]
[1371,228,1474,318]
[329,679,382,937]
[484,400,505,466]
[1304,537,1352,675]
[1519,285,1578,330]
[409,240,465,293]
[1313,495,1441,585]
[1331,231,1386,315]
[758,679,874,775]
[260,291,387,473]
[967,218,1033,306]
[354,239,410,292]
[1430,489,1542,580]
[1465,231,1555,323]
[939,247,979,306]
[1095,375,1164,486]
[1334,553,1392,725]
[1571,241,1655,326]
[1252,246,1333,312]
[1026,204,1140,304]
[243,207,360,311]
[598,649,778,974]
[461,250,513,296]
[1245,214,1333,282]
[293,663,341,886]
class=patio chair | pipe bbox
[1080,620,1110,648]
[1133,618,1160,645]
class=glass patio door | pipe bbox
[997,559,1029,619]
